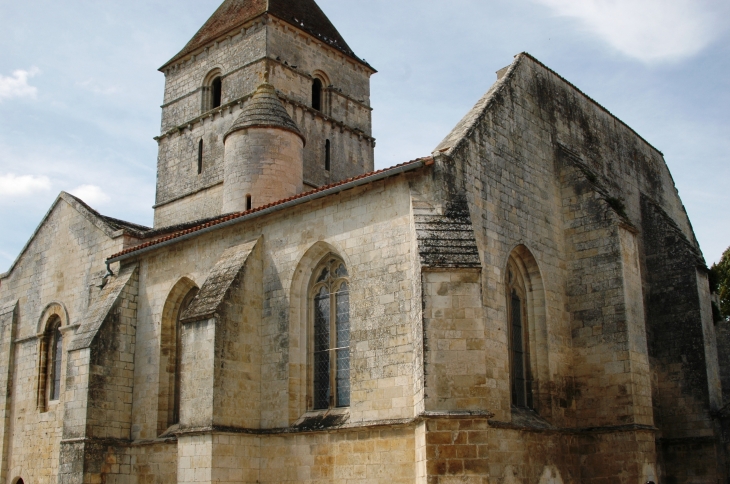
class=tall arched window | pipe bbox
[507,260,533,409]
[311,257,350,409]
[38,316,63,410]
[172,288,197,425]
[312,78,323,111]
[158,279,198,434]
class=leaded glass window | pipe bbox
[311,257,350,409]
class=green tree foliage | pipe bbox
[710,246,730,322]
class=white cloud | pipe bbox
[0,68,40,101]
[69,184,111,206]
[532,0,724,62]
[0,173,51,197]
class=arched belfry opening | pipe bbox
[211,77,222,108]
[505,245,546,412]
[201,69,223,113]
[312,78,323,111]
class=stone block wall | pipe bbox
[0,196,129,484]
[133,175,419,442]
[641,196,724,481]
[155,16,374,229]
[435,52,718,481]
[160,25,268,130]
[423,418,575,484]
[267,19,372,112]
[222,127,304,212]
[258,426,415,483]
[559,157,653,428]
[423,270,489,412]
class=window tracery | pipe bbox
[311,257,350,409]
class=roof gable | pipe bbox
[0,192,149,279]
[162,0,364,69]
[434,53,662,158]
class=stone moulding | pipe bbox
[166,411,655,439]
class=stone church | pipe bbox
[0,0,727,482]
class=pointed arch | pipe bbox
[504,245,547,412]
[157,277,199,435]
[288,241,350,422]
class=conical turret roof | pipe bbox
[162,0,369,69]
[224,83,305,143]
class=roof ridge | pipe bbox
[2,192,146,279]
[435,52,665,159]
[518,52,664,156]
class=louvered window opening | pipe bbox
[312,259,350,410]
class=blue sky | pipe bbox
[0,0,728,272]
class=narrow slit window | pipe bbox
[211,77,222,109]
[198,140,203,174]
[246,195,252,211]
[312,78,322,111]
[325,139,331,171]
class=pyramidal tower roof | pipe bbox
[162,0,366,69]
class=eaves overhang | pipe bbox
[106,157,433,264]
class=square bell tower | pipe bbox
[153,0,376,228]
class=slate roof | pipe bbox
[161,0,369,69]
[225,83,304,142]
[107,157,433,261]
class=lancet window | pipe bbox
[311,257,350,410]
[507,262,533,409]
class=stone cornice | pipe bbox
[155,89,374,145]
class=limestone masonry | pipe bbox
[1,0,729,483]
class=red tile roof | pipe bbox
[108,157,433,261]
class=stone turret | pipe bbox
[222,82,305,213]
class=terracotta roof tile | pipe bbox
[108,157,433,260]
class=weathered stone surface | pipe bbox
[0,4,723,484]
[180,239,259,323]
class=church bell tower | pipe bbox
[152,0,376,228]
